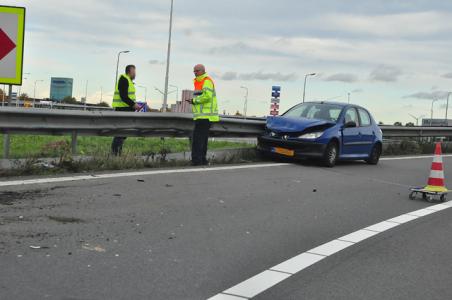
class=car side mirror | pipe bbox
[344,121,357,128]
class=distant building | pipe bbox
[422,119,452,126]
[50,77,73,101]
[171,90,193,113]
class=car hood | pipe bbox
[266,116,336,133]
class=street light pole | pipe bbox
[240,86,249,117]
[138,85,148,102]
[409,114,425,126]
[162,0,174,112]
[169,84,179,102]
[33,80,43,107]
[446,92,451,124]
[115,50,130,88]
[84,80,88,103]
[302,73,316,103]
[431,99,438,126]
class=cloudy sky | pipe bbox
[3,0,452,123]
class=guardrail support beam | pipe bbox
[3,134,10,159]
[71,131,78,156]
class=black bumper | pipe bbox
[257,136,327,158]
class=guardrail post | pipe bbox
[71,131,78,156]
[3,134,10,159]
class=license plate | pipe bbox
[272,147,294,157]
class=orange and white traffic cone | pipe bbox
[425,142,448,193]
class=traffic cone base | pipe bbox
[424,185,448,193]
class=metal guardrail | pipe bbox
[3,101,113,111]
[1,107,452,158]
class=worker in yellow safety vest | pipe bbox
[111,65,141,155]
[185,64,219,165]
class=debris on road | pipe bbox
[48,216,84,224]
[82,244,106,253]
[137,179,145,182]
[29,245,50,250]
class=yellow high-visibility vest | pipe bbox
[112,74,136,108]
[192,73,220,122]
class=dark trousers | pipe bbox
[111,107,134,156]
[192,119,211,165]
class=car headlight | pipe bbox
[269,131,277,137]
[299,132,324,139]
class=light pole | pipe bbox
[162,0,175,112]
[138,85,148,102]
[169,84,179,102]
[18,76,29,106]
[155,87,176,108]
[240,86,249,117]
[84,80,88,103]
[408,114,425,126]
[302,73,316,103]
[33,80,44,107]
[446,92,451,124]
[115,50,130,88]
[430,98,438,126]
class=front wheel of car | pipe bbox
[323,141,338,168]
[366,143,382,165]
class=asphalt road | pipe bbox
[0,156,451,300]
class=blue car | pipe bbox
[257,101,383,167]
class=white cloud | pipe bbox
[309,11,452,38]
[369,65,403,82]
[404,90,449,100]
[324,73,358,83]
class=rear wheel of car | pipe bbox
[323,141,338,168]
[366,143,382,165]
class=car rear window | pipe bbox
[358,108,371,126]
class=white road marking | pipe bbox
[381,154,452,161]
[406,208,436,217]
[223,270,290,299]
[364,221,400,232]
[270,252,325,274]
[307,239,354,256]
[1,154,451,188]
[338,229,379,243]
[208,294,247,300]
[387,214,418,224]
[208,202,452,299]
[0,163,289,187]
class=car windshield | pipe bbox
[283,103,343,122]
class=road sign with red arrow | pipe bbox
[0,29,16,61]
[0,5,26,85]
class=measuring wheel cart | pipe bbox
[409,187,449,203]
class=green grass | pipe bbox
[0,135,253,159]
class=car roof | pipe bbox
[304,101,367,110]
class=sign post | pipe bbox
[0,5,26,86]
[270,86,281,116]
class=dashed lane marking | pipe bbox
[207,202,452,299]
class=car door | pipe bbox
[357,108,375,154]
[341,107,363,157]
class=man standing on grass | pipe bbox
[185,64,220,165]
[111,65,141,156]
